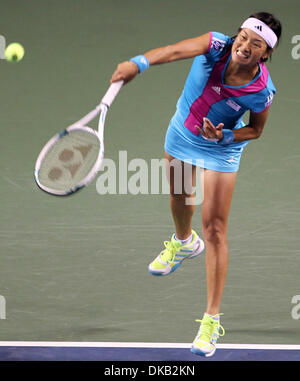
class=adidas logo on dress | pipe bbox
[212,86,221,95]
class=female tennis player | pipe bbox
[111,12,281,357]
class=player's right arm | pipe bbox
[110,32,211,83]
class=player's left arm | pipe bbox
[232,108,270,142]
[197,108,270,142]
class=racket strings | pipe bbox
[37,129,101,193]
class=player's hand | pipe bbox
[110,61,139,84]
[196,117,224,141]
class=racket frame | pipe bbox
[34,80,122,196]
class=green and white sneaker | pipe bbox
[148,230,205,276]
[191,313,225,357]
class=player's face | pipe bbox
[231,28,270,66]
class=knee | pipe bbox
[169,182,195,203]
[170,191,194,203]
[202,218,227,244]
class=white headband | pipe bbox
[240,17,278,48]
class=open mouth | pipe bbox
[236,49,250,59]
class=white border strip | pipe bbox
[0,342,299,350]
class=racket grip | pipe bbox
[101,80,124,108]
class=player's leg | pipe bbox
[202,169,237,315]
[148,152,204,276]
[165,152,196,239]
[191,169,237,357]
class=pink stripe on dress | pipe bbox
[207,32,213,53]
[184,50,269,136]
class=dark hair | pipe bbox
[234,12,282,62]
[250,12,282,44]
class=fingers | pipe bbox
[110,69,126,84]
[203,118,224,131]
[196,118,224,140]
[203,117,214,128]
[202,118,216,135]
[110,61,139,84]
[195,125,203,135]
[111,74,125,84]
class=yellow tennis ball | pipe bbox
[5,43,25,62]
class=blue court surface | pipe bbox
[0,342,299,361]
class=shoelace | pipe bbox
[160,240,182,263]
[195,314,225,343]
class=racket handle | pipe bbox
[101,80,124,108]
[71,80,124,128]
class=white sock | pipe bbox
[205,313,220,321]
[175,232,193,245]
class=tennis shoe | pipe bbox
[191,313,225,357]
[148,230,204,276]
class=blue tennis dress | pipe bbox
[164,31,276,172]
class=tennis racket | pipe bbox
[34,80,124,196]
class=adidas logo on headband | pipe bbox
[241,17,277,48]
